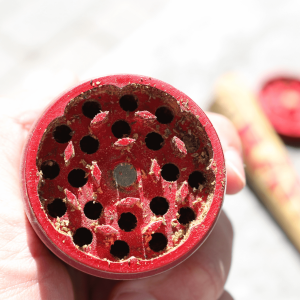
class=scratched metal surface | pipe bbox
[1,0,300,299]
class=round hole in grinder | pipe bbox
[110,240,130,259]
[149,233,168,252]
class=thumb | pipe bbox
[207,112,245,194]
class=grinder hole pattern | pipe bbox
[36,84,216,262]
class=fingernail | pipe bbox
[225,150,246,186]
[114,292,156,300]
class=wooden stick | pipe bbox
[211,74,300,252]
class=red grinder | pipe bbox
[21,74,225,279]
[259,77,300,142]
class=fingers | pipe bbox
[218,291,234,300]
[14,70,79,129]
[109,211,233,300]
[13,109,43,133]
[2,69,78,118]
[207,112,245,195]
[0,115,27,188]
[0,71,79,300]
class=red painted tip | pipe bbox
[259,77,300,139]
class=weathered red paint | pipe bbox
[21,74,226,280]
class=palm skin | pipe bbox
[0,110,244,300]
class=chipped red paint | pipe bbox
[171,136,187,157]
[21,74,225,280]
[135,110,157,120]
[91,111,110,127]
[176,181,189,202]
[114,138,136,147]
[64,141,75,164]
[64,188,79,208]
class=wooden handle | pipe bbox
[211,74,300,252]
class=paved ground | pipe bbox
[1,0,300,299]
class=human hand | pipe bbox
[0,87,244,300]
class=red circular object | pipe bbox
[259,77,300,139]
[21,74,225,279]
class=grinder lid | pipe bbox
[259,77,300,139]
